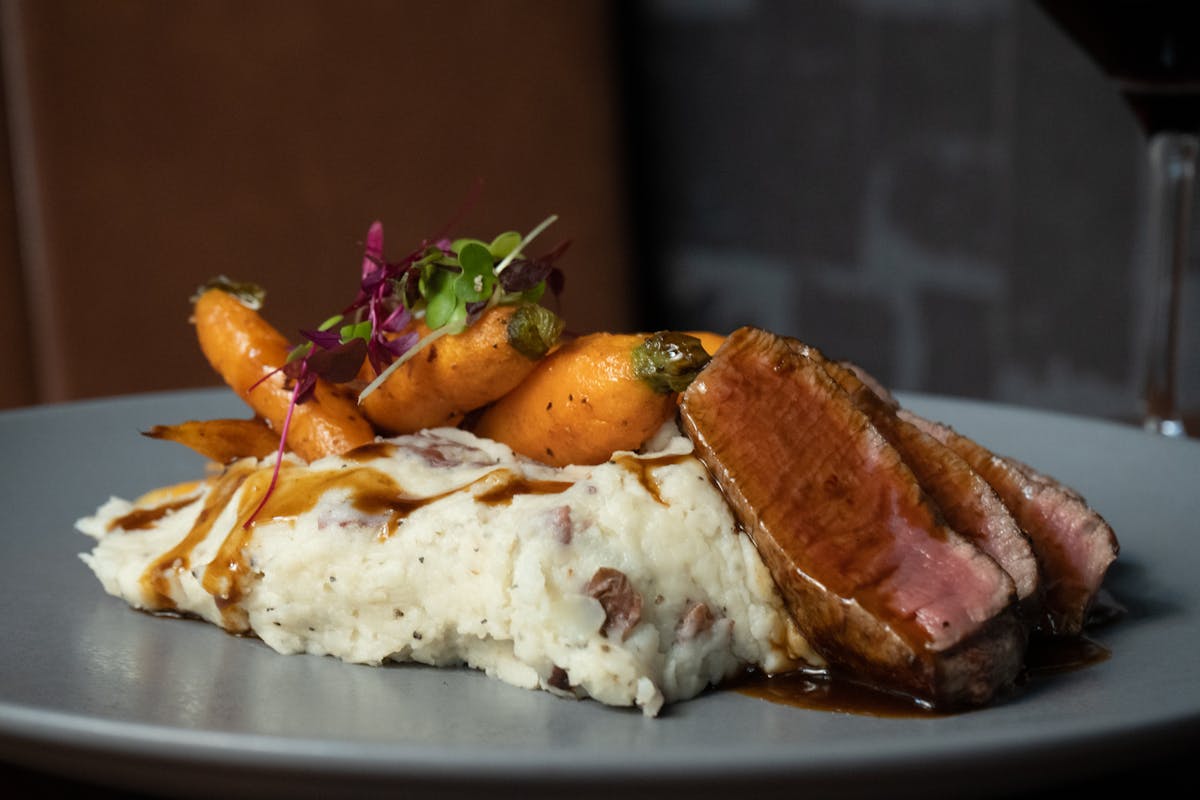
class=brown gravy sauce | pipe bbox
[735,669,945,717]
[474,473,576,505]
[1023,633,1111,677]
[108,496,201,531]
[737,634,1111,717]
[612,453,694,504]
[137,461,578,631]
[138,462,255,612]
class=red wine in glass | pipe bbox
[1038,0,1200,133]
[1038,0,1199,435]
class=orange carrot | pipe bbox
[193,287,375,461]
[359,303,562,434]
[471,331,710,466]
[144,417,282,463]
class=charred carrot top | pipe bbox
[632,332,712,393]
[507,303,564,359]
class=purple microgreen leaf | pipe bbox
[359,327,451,401]
[380,330,419,357]
[285,211,569,409]
[392,270,421,310]
[292,371,319,404]
[379,303,411,333]
[360,221,386,291]
[541,238,572,266]
[304,337,367,385]
[547,265,565,298]
[498,239,569,293]
[493,214,558,276]
[281,359,306,381]
[243,208,571,531]
[367,329,419,374]
[300,328,343,349]
[497,258,551,292]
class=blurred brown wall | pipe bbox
[0,0,631,409]
[0,45,33,409]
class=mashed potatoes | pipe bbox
[77,425,815,716]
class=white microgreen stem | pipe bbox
[494,214,558,276]
[481,282,504,313]
[357,325,453,402]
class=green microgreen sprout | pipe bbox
[229,212,568,529]
[356,213,562,401]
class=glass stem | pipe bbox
[1142,132,1198,437]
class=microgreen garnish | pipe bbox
[231,214,567,528]
[355,214,564,400]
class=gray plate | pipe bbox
[1,389,1197,799]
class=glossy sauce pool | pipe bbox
[736,634,1112,717]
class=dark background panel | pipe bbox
[1,0,1196,427]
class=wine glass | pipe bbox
[1038,0,1200,436]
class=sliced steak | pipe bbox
[838,360,899,409]
[902,412,1119,636]
[679,327,1024,708]
[813,351,1042,620]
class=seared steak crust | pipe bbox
[680,327,1024,707]
[902,412,1119,636]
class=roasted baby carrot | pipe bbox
[471,331,710,466]
[144,417,282,464]
[193,286,375,461]
[359,303,562,434]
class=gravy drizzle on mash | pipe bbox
[79,426,816,716]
